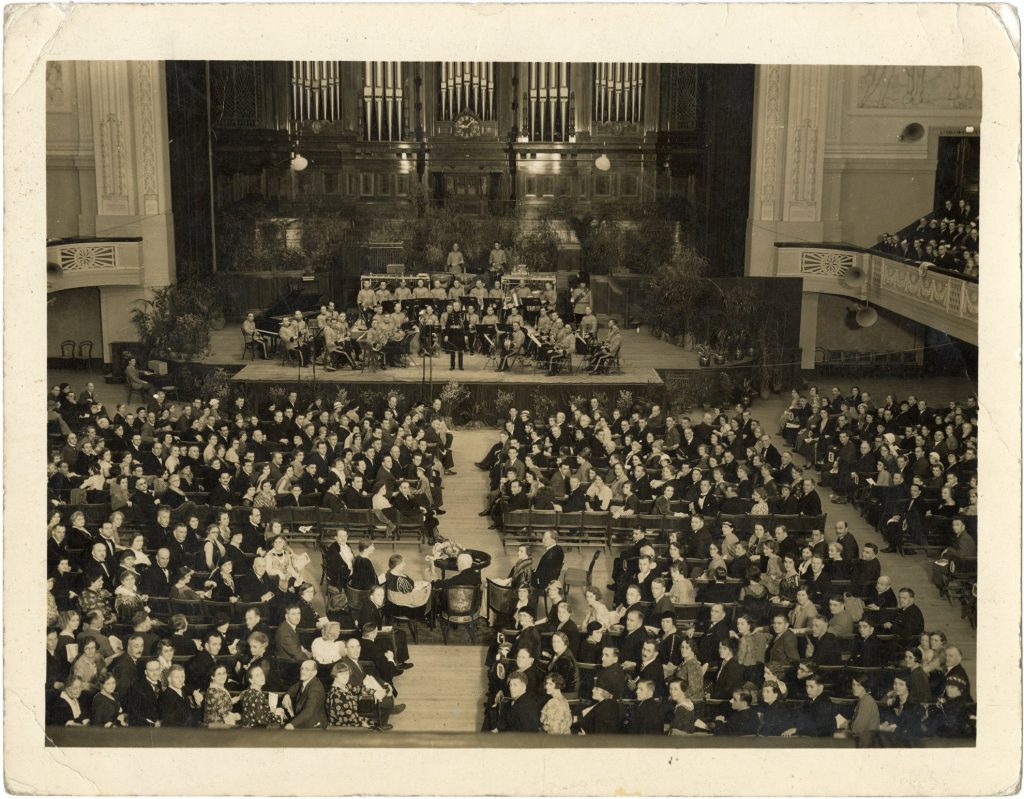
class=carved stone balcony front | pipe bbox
[775,243,978,345]
[47,237,144,292]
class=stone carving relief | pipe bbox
[138,63,159,214]
[99,113,127,199]
[857,66,980,110]
[759,65,781,219]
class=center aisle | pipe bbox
[392,645,487,732]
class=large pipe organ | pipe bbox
[188,60,754,274]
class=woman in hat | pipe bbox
[171,566,208,601]
[113,569,147,623]
[384,553,432,611]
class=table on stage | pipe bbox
[434,548,493,580]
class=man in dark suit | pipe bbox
[160,664,198,727]
[358,623,400,688]
[282,660,328,729]
[618,609,648,669]
[186,632,222,691]
[559,478,588,512]
[494,671,543,732]
[798,478,823,516]
[595,646,627,700]
[531,530,565,592]
[237,557,279,604]
[807,616,843,666]
[884,587,926,643]
[275,602,308,660]
[767,614,800,670]
[110,635,146,700]
[627,679,666,734]
[126,660,164,726]
[785,675,836,737]
[324,528,355,589]
[697,604,732,667]
[437,552,482,588]
[631,640,667,699]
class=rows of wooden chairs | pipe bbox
[500,509,828,551]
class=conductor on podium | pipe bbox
[444,301,469,371]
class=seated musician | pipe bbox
[429,280,448,301]
[413,279,430,299]
[316,305,331,329]
[541,282,557,307]
[419,306,440,354]
[481,306,500,326]
[470,280,488,308]
[383,319,406,368]
[321,316,339,369]
[497,321,526,372]
[389,303,408,330]
[466,305,481,351]
[278,317,300,362]
[537,309,555,337]
[375,282,393,305]
[488,282,504,302]
[505,304,525,329]
[357,280,377,313]
[555,323,577,374]
[395,280,412,302]
[448,279,465,302]
[590,321,623,375]
[241,313,268,359]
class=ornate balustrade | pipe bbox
[46,237,144,292]
[775,243,978,345]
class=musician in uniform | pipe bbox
[357,280,377,313]
[413,279,430,299]
[430,280,448,301]
[365,319,390,369]
[375,282,393,305]
[498,321,526,372]
[419,306,440,354]
[541,282,557,308]
[579,306,598,340]
[466,305,482,352]
[590,320,623,375]
[470,280,488,309]
[488,282,504,302]
[395,280,413,302]
[444,301,469,371]
[241,313,268,359]
[446,243,466,274]
[488,241,509,281]
[448,279,465,302]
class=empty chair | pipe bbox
[485,578,519,628]
[76,340,94,371]
[562,550,601,596]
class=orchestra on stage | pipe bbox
[242,267,623,377]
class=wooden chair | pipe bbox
[562,550,601,596]
[485,578,519,628]
[438,585,483,644]
[76,340,94,371]
[344,585,372,615]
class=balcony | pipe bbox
[775,243,978,345]
[46,237,144,292]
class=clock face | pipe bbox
[452,112,481,139]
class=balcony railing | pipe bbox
[46,237,144,292]
[775,243,978,345]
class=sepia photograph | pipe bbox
[5,3,1021,796]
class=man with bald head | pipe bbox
[438,551,481,588]
[139,548,172,598]
[238,556,279,603]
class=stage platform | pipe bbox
[228,326,700,408]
